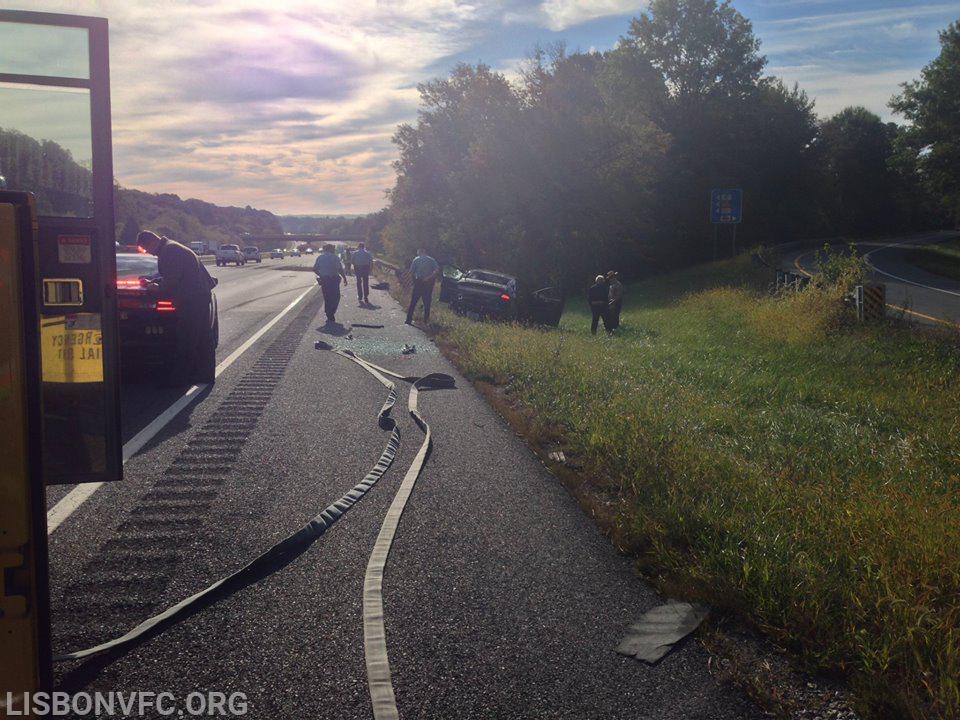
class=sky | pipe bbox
[2,0,959,215]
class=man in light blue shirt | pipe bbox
[352,242,373,304]
[406,248,440,324]
[313,243,347,323]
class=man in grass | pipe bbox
[607,271,623,329]
[588,274,610,335]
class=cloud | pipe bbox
[505,0,646,31]
[754,2,956,120]
[5,0,497,213]
[769,66,914,120]
[541,0,646,30]
[6,0,958,213]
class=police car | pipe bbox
[115,250,219,382]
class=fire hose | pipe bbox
[56,349,455,720]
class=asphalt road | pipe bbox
[45,254,319,509]
[785,231,960,327]
[46,262,762,719]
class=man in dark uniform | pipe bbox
[313,243,348,323]
[352,241,373,304]
[137,230,215,384]
[587,274,610,335]
[405,248,440,325]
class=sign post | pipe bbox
[710,188,743,257]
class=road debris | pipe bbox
[616,600,709,664]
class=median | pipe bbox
[905,237,960,281]
[415,253,960,719]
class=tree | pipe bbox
[627,0,765,106]
[817,107,898,235]
[623,0,793,259]
[385,64,527,268]
[119,216,141,245]
[890,19,960,223]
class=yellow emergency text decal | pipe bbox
[40,313,104,383]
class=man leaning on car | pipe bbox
[137,230,215,385]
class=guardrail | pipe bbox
[775,269,810,291]
[372,259,412,291]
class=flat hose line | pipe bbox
[54,350,455,694]
[335,350,456,720]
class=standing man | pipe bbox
[405,248,440,325]
[352,241,373,304]
[587,274,609,335]
[137,230,216,384]
[607,271,623,329]
[314,243,348,324]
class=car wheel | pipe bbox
[194,315,218,384]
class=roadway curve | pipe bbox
[785,231,960,327]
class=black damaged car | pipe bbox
[440,267,565,326]
[115,250,219,383]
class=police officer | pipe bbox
[137,230,216,384]
[314,243,348,324]
[587,274,609,335]
[606,271,623,329]
[405,248,440,325]
[352,242,373,304]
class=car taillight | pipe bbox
[116,278,143,289]
[156,300,176,312]
[500,294,511,301]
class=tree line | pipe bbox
[380,0,960,288]
[0,128,93,217]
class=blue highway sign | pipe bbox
[710,189,742,224]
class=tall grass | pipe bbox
[424,255,960,719]
[907,239,960,281]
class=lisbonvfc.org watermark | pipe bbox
[4,691,248,716]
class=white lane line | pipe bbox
[47,284,317,535]
[864,242,960,298]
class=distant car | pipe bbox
[304,247,314,254]
[290,248,302,257]
[444,267,565,326]
[216,244,245,266]
[270,248,285,259]
[115,252,219,383]
[243,246,262,263]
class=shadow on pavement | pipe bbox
[316,322,351,336]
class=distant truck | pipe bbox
[216,244,245,266]
[189,241,209,256]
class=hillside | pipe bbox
[420,252,960,719]
[0,127,283,248]
[115,188,282,248]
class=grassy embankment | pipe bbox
[906,239,960,281]
[408,255,960,719]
